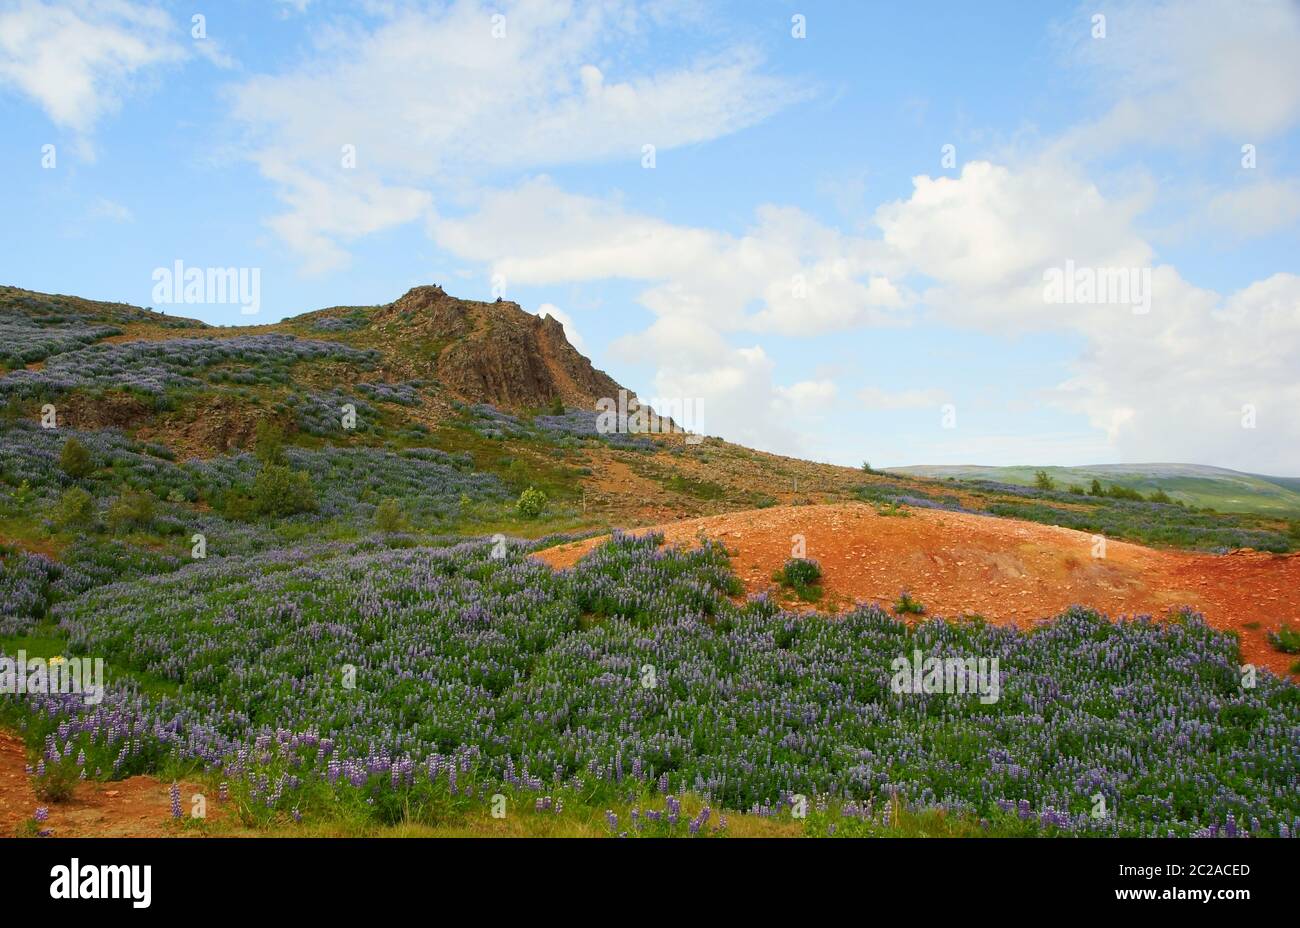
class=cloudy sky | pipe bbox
[2,0,1298,474]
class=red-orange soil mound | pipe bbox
[535,503,1300,678]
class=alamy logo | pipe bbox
[50,859,151,908]
[890,649,1001,704]
[595,389,703,441]
[0,652,104,705]
[151,260,261,315]
[1042,259,1151,314]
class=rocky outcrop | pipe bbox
[371,285,627,409]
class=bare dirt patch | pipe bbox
[534,503,1300,678]
[0,731,220,838]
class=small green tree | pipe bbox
[254,420,286,465]
[516,486,547,519]
[1089,478,1104,496]
[52,486,95,529]
[548,395,565,415]
[1107,484,1143,501]
[374,497,407,532]
[59,437,94,479]
[252,465,317,517]
[106,489,156,533]
[1033,470,1055,491]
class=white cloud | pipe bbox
[86,197,133,222]
[875,159,1153,330]
[192,37,238,71]
[773,379,837,420]
[273,0,313,16]
[858,386,947,411]
[1203,178,1300,239]
[872,153,1300,472]
[433,178,908,335]
[1055,271,1300,471]
[230,0,803,271]
[1059,0,1300,151]
[258,159,432,274]
[620,335,824,456]
[0,0,184,135]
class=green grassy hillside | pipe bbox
[889,463,1300,516]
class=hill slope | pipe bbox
[2,281,1296,547]
[890,463,1300,515]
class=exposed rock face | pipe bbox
[372,285,628,409]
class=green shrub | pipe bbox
[254,419,286,465]
[374,497,407,532]
[32,755,79,802]
[776,557,823,602]
[1033,470,1055,491]
[59,437,94,479]
[220,492,258,522]
[1267,623,1300,654]
[106,490,155,533]
[1106,484,1145,501]
[516,486,547,519]
[252,465,317,517]
[52,486,95,529]
[780,557,822,588]
[893,590,926,615]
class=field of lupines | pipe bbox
[0,330,417,442]
[4,531,1296,837]
[451,402,658,452]
[0,419,514,636]
[0,334,382,402]
[0,312,123,369]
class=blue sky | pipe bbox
[2,0,1298,473]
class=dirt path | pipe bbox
[534,503,1300,678]
[0,731,219,837]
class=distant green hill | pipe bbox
[889,463,1300,516]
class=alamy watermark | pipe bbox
[49,859,150,908]
[890,649,1001,704]
[596,389,703,443]
[151,260,261,315]
[1043,259,1150,315]
[0,652,104,705]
